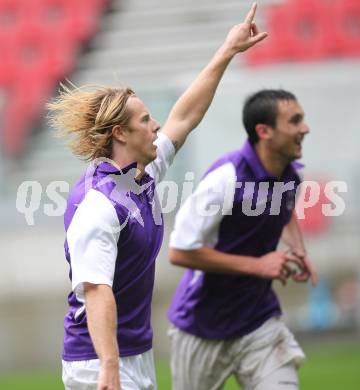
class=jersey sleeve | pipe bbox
[66,189,121,301]
[145,132,175,183]
[169,162,237,250]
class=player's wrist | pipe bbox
[101,355,119,368]
[217,44,237,61]
[237,255,259,276]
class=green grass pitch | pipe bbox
[0,343,359,389]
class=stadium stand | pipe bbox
[248,0,360,65]
[1,0,359,160]
[4,0,280,190]
[0,0,110,156]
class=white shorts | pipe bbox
[169,317,305,390]
[62,349,157,390]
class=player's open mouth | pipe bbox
[295,136,303,146]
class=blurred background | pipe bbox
[0,0,359,388]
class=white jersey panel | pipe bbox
[169,162,236,250]
[145,132,175,184]
[67,189,121,302]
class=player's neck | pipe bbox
[254,142,288,179]
[111,148,146,180]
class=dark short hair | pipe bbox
[242,89,297,145]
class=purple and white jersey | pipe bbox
[168,140,302,340]
[62,132,175,361]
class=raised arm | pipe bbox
[161,3,267,152]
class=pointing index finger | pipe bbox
[244,2,257,25]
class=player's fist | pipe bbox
[288,248,318,287]
[256,251,305,285]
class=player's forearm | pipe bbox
[166,46,234,131]
[281,211,306,252]
[84,283,119,365]
[162,4,266,151]
[169,246,258,275]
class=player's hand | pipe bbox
[97,359,121,390]
[257,251,305,285]
[289,248,318,287]
[222,3,268,56]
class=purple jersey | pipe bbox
[168,140,302,339]
[62,133,175,361]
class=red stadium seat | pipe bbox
[13,21,76,78]
[246,0,360,65]
[0,42,18,86]
[281,0,332,61]
[43,45,77,79]
[3,77,54,155]
[266,5,293,62]
[3,99,35,156]
[0,0,24,49]
[0,0,109,156]
[67,3,103,43]
[247,5,288,65]
[0,0,23,26]
[333,0,360,57]
[247,0,332,65]
[37,0,101,43]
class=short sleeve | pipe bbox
[145,132,175,183]
[169,162,237,250]
[66,189,121,301]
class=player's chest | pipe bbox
[231,182,297,226]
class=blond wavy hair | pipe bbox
[47,83,136,161]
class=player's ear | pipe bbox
[112,125,128,143]
[255,123,273,141]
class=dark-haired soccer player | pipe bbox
[168,89,317,390]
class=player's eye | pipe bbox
[289,114,303,124]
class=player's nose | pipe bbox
[152,119,160,132]
[301,122,310,134]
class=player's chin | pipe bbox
[291,147,302,160]
[143,150,157,166]
[294,143,303,158]
[294,151,302,159]
[149,147,158,161]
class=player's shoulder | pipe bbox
[67,171,123,216]
[290,160,304,174]
[203,149,246,181]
